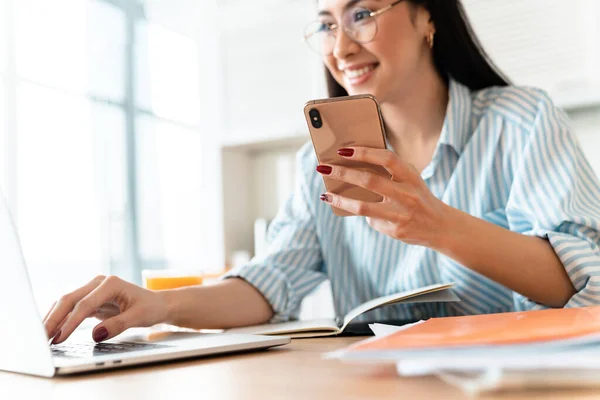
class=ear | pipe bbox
[420,8,436,35]
[408,3,436,37]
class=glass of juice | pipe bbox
[142,268,204,291]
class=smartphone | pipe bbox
[304,94,391,217]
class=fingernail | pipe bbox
[338,148,354,157]
[316,165,332,175]
[320,194,331,203]
[93,327,109,343]
[51,330,61,345]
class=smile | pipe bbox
[343,63,379,86]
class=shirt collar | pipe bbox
[438,78,473,156]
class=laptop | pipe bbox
[0,188,290,377]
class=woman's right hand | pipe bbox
[43,275,169,345]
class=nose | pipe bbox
[332,28,360,60]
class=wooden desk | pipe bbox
[0,337,598,399]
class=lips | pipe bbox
[342,63,379,86]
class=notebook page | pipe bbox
[339,283,457,332]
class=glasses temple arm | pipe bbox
[369,0,405,17]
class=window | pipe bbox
[87,0,127,102]
[16,83,106,307]
[92,104,128,269]
[0,0,7,74]
[15,0,88,93]
[0,79,5,192]
[0,0,8,193]
[2,0,208,314]
[134,19,204,271]
[136,116,204,269]
[136,22,201,125]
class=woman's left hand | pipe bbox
[317,147,451,248]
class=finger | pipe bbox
[321,192,407,221]
[317,164,396,198]
[43,301,57,325]
[92,310,139,343]
[48,312,71,344]
[91,302,121,320]
[317,163,420,200]
[44,275,106,338]
[337,147,418,183]
[52,277,120,345]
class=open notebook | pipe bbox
[226,283,459,338]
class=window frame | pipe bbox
[0,0,206,284]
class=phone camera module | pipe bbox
[309,108,323,129]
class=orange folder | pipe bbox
[350,306,600,352]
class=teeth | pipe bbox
[345,65,375,79]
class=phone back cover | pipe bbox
[304,95,389,216]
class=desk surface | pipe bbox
[1,337,599,399]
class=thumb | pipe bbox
[92,311,136,342]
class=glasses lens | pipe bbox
[304,20,335,55]
[343,7,377,43]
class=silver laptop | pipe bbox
[0,188,289,377]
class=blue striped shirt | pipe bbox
[227,78,600,322]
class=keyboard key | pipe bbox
[51,341,171,358]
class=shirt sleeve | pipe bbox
[222,143,327,322]
[505,93,600,311]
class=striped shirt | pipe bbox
[227,78,600,322]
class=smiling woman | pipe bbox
[42,0,600,345]
[223,0,600,319]
[316,0,509,97]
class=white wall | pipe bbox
[221,142,305,265]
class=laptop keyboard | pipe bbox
[51,341,171,359]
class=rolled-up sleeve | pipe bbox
[223,144,326,322]
[505,94,600,310]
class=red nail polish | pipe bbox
[93,327,109,342]
[51,330,61,345]
[316,165,332,175]
[320,194,331,203]
[338,148,354,157]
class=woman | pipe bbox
[45,0,600,345]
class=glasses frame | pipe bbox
[303,0,406,55]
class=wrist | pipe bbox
[157,289,182,326]
[432,203,466,254]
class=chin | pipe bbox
[342,77,383,99]
[344,84,371,95]
[348,86,383,101]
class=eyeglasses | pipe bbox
[303,0,405,56]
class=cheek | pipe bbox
[324,56,336,73]
[371,37,420,81]
[372,22,422,65]
[324,56,343,81]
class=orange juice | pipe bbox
[144,275,203,290]
[142,269,204,291]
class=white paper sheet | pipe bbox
[368,321,425,337]
[322,321,424,360]
[396,344,600,376]
[436,368,600,396]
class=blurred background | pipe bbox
[0,0,599,315]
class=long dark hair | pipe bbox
[326,0,510,98]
